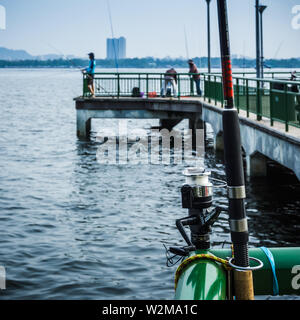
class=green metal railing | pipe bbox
[82,71,300,131]
[83,72,202,98]
[203,73,300,131]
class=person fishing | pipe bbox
[188,59,202,96]
[161,68,178,98]
[82,52,96,97]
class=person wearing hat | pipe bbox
[82,52,96,97]
[188,59,202,96]
[291,70,297,81]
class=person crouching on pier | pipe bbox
[188,59,202,96]
[82,52,96,97]
[161,68,178,98]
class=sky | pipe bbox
[0,0,299,59]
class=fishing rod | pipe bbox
[184,25,190,60]
[46,43,83,71]
[47,43,112,95]
[107,0,119,72]
[217,0,254,299]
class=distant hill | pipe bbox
[0,47,34,60]
[0,47,72,61]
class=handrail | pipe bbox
[88,72,201,76]
[202,72,300,85]
[82,71,300,132]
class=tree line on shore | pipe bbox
[0,57,299,69]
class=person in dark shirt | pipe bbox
[188,59,202,96]
[161,68,178,97]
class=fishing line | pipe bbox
[46,43,83,71]
[273,41,283,60]
[242,40,246,71]
[107,0,119,72]
[198,35,202,71]
[47,43,110,95]
[184,25,190,60]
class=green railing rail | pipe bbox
[82,72,300,132]
[205,71,297,79]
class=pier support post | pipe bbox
[247,152,268,177]
[189,117,205,150]
[215,131,224,152]
[189,117,204,131]
[77,109,91,139]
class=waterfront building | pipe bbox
[106,37,126,60]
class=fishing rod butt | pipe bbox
[222,109,245,186]
[233,269,255,300]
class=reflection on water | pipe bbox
[0,69,299,300]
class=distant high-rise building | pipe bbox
[106,37,126,60]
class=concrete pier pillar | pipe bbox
[189,117,204,150]
[189,117,204,131]
[248,152,268,177]
[77,109,91,139]
[215,131,224,152]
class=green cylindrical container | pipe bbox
[175,250,227,300]
[175,247,300,300]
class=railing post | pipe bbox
[177,74,181,99]
[160,73,162,97]
[190,76,194,96]
[207,75,212,103]
[203,74,206,101]
[214,75,217,105]
[284,83,288,132]
[246,79,249,117]
[83,73,85,97]
[220,75,224,108]
[256,79,262,120]
[236,78,240,112]
[146,74,149,98]
[83,74,88,97]
[117,73,120,98]
[270,82,274,126]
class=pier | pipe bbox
[75,72,300,180]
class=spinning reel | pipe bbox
[168,167,227,259]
